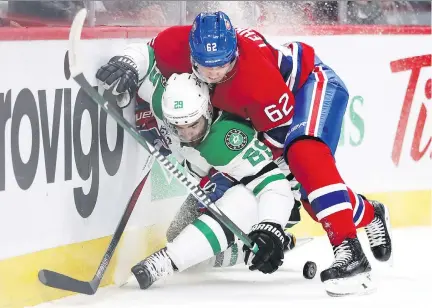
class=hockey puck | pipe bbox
[303,261,317,279]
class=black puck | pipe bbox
[303,261,317,279]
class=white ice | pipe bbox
[34,227,432,308]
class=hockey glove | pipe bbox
[198,168,238,212]
[96,56,139,108]
[243,222,285,274]
[135,100,171,157]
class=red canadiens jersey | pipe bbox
[149,26,316,132]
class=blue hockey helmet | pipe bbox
[189,11,237,68]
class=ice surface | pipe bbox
[34,227,432,308]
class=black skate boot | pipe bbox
[131,248,176,290]
[320,237,375,296]
[285,199,302,229]
[283,230,296,252]
[283,228,314,253]
[364,199,393,262]
[283,199,301,253]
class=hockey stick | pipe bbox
[38,155,155,295]
[39,8,258,296]
[70,9,256,252]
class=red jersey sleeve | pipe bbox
[149,26,193,78]
[282,41,315,93]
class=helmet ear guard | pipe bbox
[189,11,238,68]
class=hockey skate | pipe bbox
[131,248,176,290]
[283,229,315,253]
[283,230,296,252]
[284,199,302,228]
[364,199,393,262]
[320,237,375,296]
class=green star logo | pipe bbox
[224,129,248,151]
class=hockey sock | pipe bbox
[287,139,356,246]
[347,188,375,228]
[301,190,375,229]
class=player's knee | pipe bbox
[206,185,259,247]
[286,138,340,193]
[286,137,329,167]
[204,211,235,246]
[216,185,258,232]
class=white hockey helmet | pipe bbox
[162,73,213,145]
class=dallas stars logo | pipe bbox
[224,129,248,151]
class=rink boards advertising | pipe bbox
[0,25,430,307]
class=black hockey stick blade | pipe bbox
[38,161,152,294]
[38,270,97,295]
[37,8,157,295]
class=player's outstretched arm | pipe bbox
[95,44,156,108]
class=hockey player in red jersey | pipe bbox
[96,12,392,296]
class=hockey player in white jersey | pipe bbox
[128,72,297,289]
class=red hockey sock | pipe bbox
[301,189,376,229]
[287,139,356,246]
[346,188,375,228]
[359,198,375,228]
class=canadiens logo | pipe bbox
[224,129,248,151]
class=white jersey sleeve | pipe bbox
[123,43,156,83]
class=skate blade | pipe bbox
[383,204,394,267]
[283,236,314,254]
[295,237,314,247]
[324,272,377,297]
